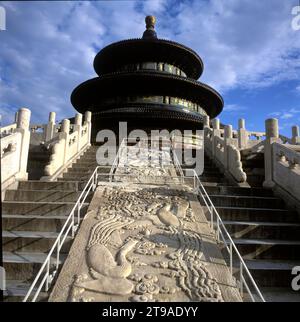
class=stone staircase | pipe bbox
[2,145,102,301]
[200,153,300,302]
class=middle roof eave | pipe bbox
[71,71,224,118]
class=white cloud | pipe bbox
[289,108,300,114]
[269,112,281,117]
[269,108,300,123]
[142,0,167,14]
[0,0,300,125]
[170,0,300,92]
[223,104,247,112]
[281,113,293,119]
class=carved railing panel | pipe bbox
[214,136,225,165]
[272,143,300,200]
[0,123,17,138]
[43,113,92,178]
[1,132,22,183]
[227,145,247,182]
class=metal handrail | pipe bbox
[23,137,265,302]
[23,166,99,302]
[100,169,265,302]
[171,149,184,182]
[183,168,265,302]
[108,140,265,301]
[108,138,126,181]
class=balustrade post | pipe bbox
[15,108,31,181]
[224,124,237,172]
[224,125,233,169]
[203,115,210,128]
[202,115,210,170]
[292,125,300,145]
[60,119,70,164]
[238,118,248,149]
[74,113,82,152]
[211,118,221,157]
[84,111,92,145]
[14,111,19,123]
[263,118,281,188]
[45,112,56,142]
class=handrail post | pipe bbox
[210,203,213,230]
[45,260,50,292]
[240,262,244,297]
[216,217,220,243]
[77,204,81,226]
[56,238,60,270]
[229,242,233,276]
[193,173,196,190]
[71,211,75,238]
[93,169,98,190]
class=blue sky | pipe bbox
[0,0,300,136]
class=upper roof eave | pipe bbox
[93,38,204,79]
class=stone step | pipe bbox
[58,175,90,181]
[230,238,300,260]
[97,167,111,174]
[2,214,68,232]
[78,156,97,162]
[66,167,95,174]
[205,185,274,197]
[4,190,92,203]
[243,259,300,287]
[201,181,225,187]
[2,230,72,252]
[224,220,300,240]
[4,280,48,302]
[18,181,80,191]
[3,251,67,280]
[55,178,94,187]
[245,258,300,270]
[199,176,227,183]
[74,159,98,165]
[259,287,300,302]
[206,195,285,209]
[214,206,297,222]
[63,169,95,178]
[2,201,88,216]
[82,152,99,158]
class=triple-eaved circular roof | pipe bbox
[93,38,204,79]
[71,16,224,123]
[71,70,223,118]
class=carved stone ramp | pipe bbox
[49,182,241,302]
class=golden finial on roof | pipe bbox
[145,15,156,29]
[143,16,157,39]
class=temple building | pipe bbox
[71,16,223,137]
[1,16,300,303]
